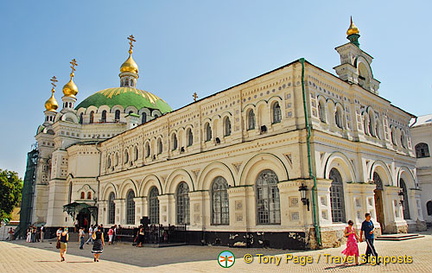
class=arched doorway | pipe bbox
[373,172,385,232]
[77,208,91,230]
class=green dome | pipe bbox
[76,87,172,114]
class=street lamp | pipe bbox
[299,184,310,211]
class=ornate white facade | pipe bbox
[26,23,426,249]
[411,114,432,225]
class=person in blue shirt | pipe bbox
[360,212,379,264]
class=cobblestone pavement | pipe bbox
[2,229,431,272]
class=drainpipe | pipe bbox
[299,58,322,246]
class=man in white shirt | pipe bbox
[85,226,94,244]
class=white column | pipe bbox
[158,194,174,225]
[133,197,147,226]
[114,199,125,225]
[189,191,206,230]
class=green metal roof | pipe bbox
[75,87,172,114]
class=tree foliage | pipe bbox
[0,169,23,221]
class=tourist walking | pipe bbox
[58,227,69,262]
[108,226,114,245]
[40,225,44,242]
[7,228,14,241]
[360,212,379,264]
[85,225,94,244]
[341,220,359,265]
[91,225,105,262]
[26,228,31,243]
[136,226,145,247]
[78,227,86,249]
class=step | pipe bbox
[376,233,425,241]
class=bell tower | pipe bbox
[333,17,380,94]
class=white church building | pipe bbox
[22,20,426,249]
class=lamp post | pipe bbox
[299,184,310,211]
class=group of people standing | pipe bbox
[341,212,380,266]
[56,225,105,262]
[25,225,44,243]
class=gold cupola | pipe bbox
[346,16,360,36]
[62,59,79,97]
[45,77,59,111]
[120,35,139,74]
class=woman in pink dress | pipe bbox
[341,220,359,265]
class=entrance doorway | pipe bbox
[77,208,91,230]
[373,172,386,233]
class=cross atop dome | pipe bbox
[120,35,139,87]
[127,34,136,54]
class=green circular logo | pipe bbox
[218,250,235,268]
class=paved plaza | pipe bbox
[1,229,432,272]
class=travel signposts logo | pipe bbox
[218,250,235,268]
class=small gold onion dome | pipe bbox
[62,73,79,97]
[45,88,59,111]
[347,17,360,36]
[120,50,139,74]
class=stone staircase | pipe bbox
[376,233,425,241]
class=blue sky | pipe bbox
[0,0,431,178]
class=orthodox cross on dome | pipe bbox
[127,34,136,54]
[193,92,198,102]
[69,58,78,78]
[50,76,58,90]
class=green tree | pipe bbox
[0,169,23,222]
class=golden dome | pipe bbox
[62,73,79,97]
[347,16,360,36]
[45,88,59,111]
[120,51,139,74]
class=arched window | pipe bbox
[400,179,410,220]
[87,192,92,200]
[172,134,178,150]
[369,111,375,137]
[335,107,343,129]
[101,110,107,123]
[115,110,121,122]
[427,201,432,216]
[186,128,193,146]
[256,170,281,224]
[134,146,139,161]
[318,100,326,123]
[272,102,282,123]
[415,143,430,158]
[107,155,111,169]
[148,187,160,224]
[68,182,72,204]
[400,130,407,148]
[373,172,383,190]
[108,192,115,224]
[79,113,83,124]
[89,111,95,123]
[157,138,163,154]
[223,117,231,136]
[141,112,147,124]
[391,127,397,145]
[247,109,255,130]
[176,182,190,225]
[126,190,135,225]
[145,142,151,158]
[80,192,85,199]
[211,176,229,225]
[115,153,119,166]
[205,123,212,141]
[124,149,129,163]
[329,168,345,223]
